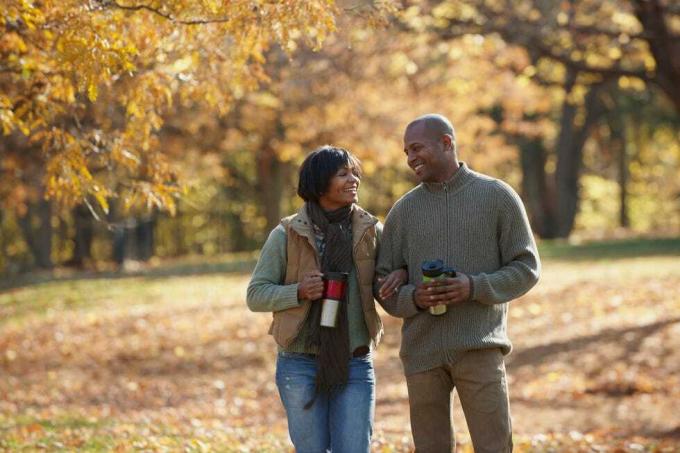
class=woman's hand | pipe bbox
[297,271,324,301]
[377,268,408,300]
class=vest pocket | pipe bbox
[271,303,311,347]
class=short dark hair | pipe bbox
[297,146,362,202]
[407,113,457,150]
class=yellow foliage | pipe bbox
[0,0,357,214]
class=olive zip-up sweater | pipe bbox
[375,163,540,375]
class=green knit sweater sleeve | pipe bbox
[470,181,541,305]
[374,200,420,319]
[246,225,301,312]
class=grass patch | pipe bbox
[0,414,118,452]
[0,279,113,321]
[538,236,680,260]
[0,251,259,292]
[0,273,250,327]
[2,238,678,326]
[0,413,292,453]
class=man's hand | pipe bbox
[413,274,471,309]
[377,268,408,300]
[297,271,324,301]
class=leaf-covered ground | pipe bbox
[1,250,679,452]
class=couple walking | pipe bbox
[247,113,541,453]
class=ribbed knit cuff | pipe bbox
[275,283,303,311]
[470,274,497,305]
[400,284,420,318]
[465,273,475,302]
[471,274,485,304]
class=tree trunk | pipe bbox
[69,204,94,267]
[17,199,53,269]
[174,207,185,256]
[633,0,680,114]
[227,211,251,252]
[0,210,6,271]
[609,109,630,228]
[256,146,284,234]
[554,72,580,237]
[618,133,629,228]
[256,119,288,234]
[134,211,156,262]
[518,137,558,238]
[554,77,607,237]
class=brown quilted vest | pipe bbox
[267,205,384,348]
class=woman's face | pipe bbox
[318,164,360,211]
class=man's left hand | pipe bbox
[436,274,471,305]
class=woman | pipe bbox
[247,146,405,452]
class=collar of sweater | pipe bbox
[422,162,474,195]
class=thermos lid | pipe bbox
[421,259,444,277]
[324,272,349,282]
[443,266,457,277]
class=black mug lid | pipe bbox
[324,272,349,282]
[421,259,444,277]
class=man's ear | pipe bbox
[442,134,454,150]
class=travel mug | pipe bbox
[320,272,349,327]
[422,259,447,316]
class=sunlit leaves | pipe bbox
[1,253,680,450]
[33,128,111,213]
[54,14,138,102]
[0,0,346,215]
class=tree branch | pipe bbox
[97,0,235,25]
[439,8,678,43]
[428,14,655,82]
[529,38,652,82]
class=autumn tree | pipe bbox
[2,0,345,208]
[401,0,679,237]
[194,16,528,235]
[2,0,677,271]
[2,0,399,267]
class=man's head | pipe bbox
[403,114,458,183]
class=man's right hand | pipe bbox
[414,280,442,309]
[297,271,324,301]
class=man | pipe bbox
[375,114,540,452]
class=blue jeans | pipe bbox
[275,351,375,453]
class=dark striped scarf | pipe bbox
[303,201,353,408]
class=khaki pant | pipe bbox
[405,348,512,453]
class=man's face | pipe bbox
[403,123,450,183]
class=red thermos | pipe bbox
[320,272,348,327]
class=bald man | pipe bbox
[375,114,541,452]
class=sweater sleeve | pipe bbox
[373,205,420,318]
[470,183,541,305]
[246,224,301,312]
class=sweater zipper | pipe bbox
[444,183,449,264]
[443,183,449,352]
